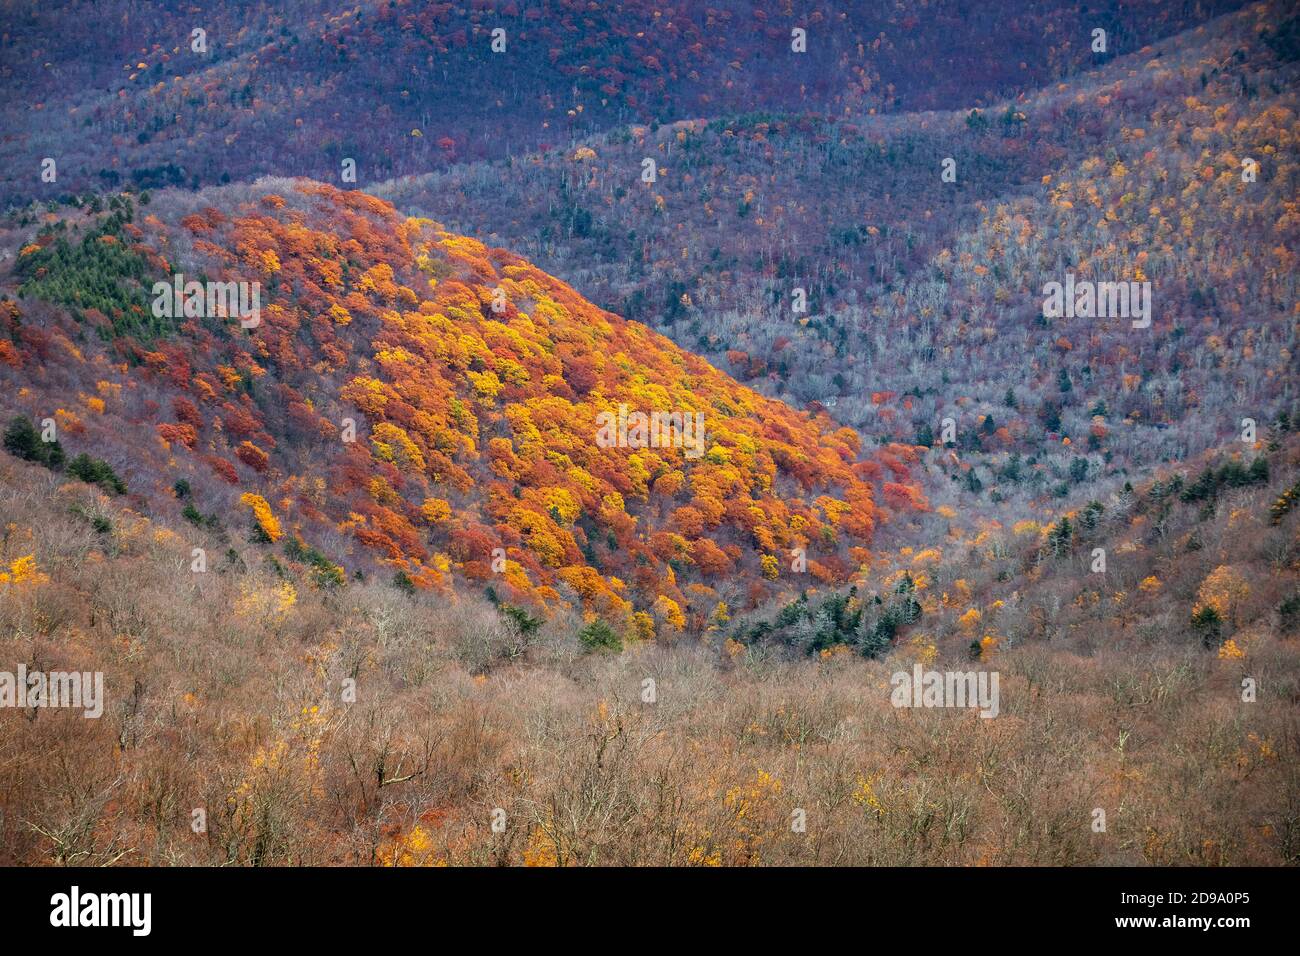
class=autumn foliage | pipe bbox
[1,183,920,634]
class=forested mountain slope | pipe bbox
[1,181,928,634]
[376,1,1299,496]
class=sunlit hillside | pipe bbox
[3,182,932,634]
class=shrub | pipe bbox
[3,415,65,469]
[1270,480,1299,525]
[578,618,622,651]
[284,536,346,589]
[66,453,126,494]
[3,416,42,461]
[499,604,542,637]
[1191,606,1224,647]
[1279,594,1300,635]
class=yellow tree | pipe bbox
[1194,565,1249,626]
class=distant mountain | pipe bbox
[0,0,1248,205]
